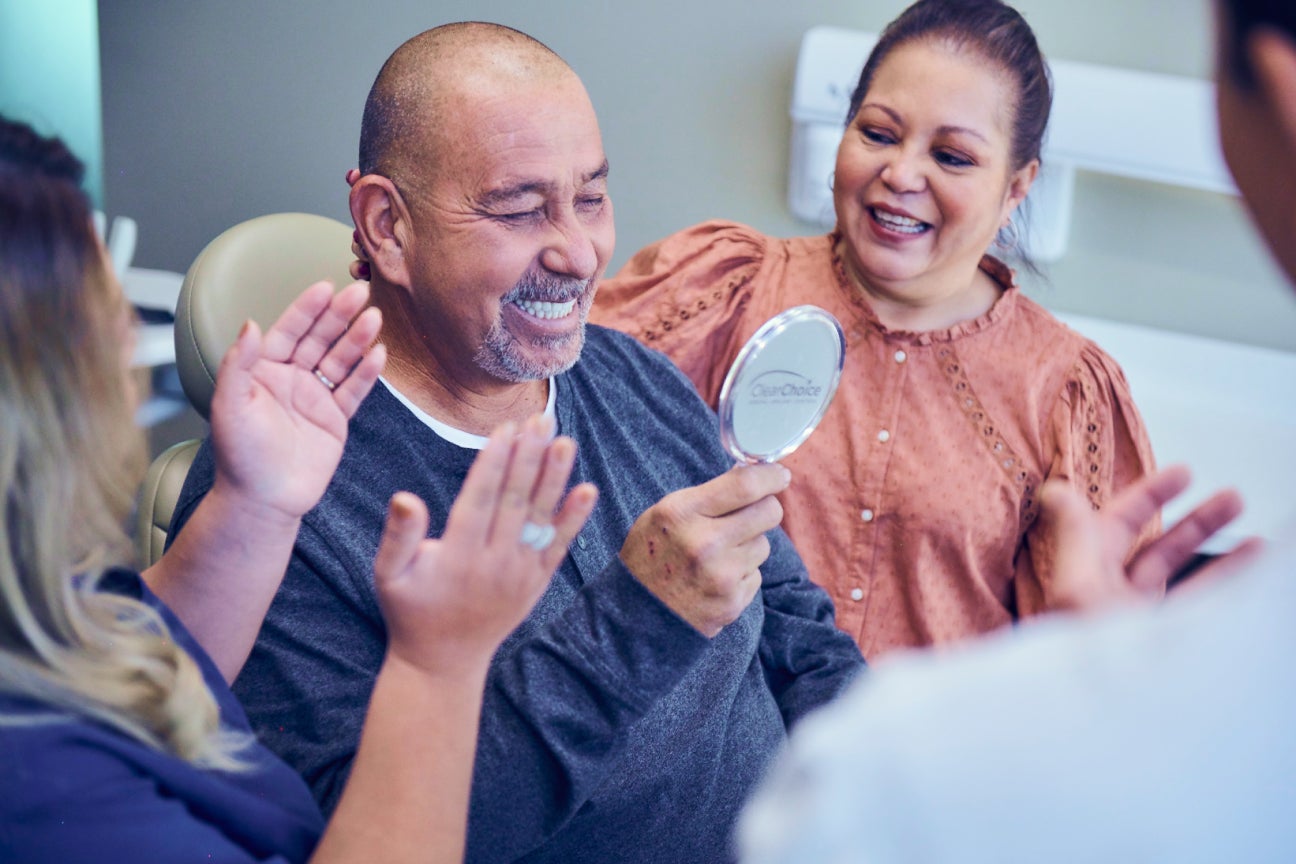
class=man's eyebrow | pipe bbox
[477,181,550,209]
[476,161,610,209]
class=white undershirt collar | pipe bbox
[380,377,558,450]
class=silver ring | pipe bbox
[519,521,556,552]
[314,368,338,391]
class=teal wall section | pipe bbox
[0,1,103,204]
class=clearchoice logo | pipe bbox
[748,370,823,404]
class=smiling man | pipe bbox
[350,32,611,420]
[169,22,863,864]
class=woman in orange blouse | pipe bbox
[591,0,1157,658]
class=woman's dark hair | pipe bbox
[0,121,85,187]
[1219,0,1296,88]
[847,0,1052,173]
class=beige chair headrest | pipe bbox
[175,212,356,419]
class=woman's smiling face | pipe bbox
[833,39,1037,300]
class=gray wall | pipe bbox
[99,0,1296,351]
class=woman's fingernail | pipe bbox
[390,493,412,520]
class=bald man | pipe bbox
[169,22,863,864]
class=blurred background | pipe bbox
[3,0,1293,465]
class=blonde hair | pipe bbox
[0,119,246,769]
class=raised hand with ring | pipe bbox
[371,413,600,672]
[208,279,386,523]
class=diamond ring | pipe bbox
[519,521,556,552]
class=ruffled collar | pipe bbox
[827,230,1020,345]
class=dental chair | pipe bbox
[135,212,357,566]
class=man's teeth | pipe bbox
[515,298,577,319]
[873,209,928,234]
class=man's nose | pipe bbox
[540,210,599,280]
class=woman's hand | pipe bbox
[371,414,599,674]
[209,280,385,523]
[1038,464,1255,613]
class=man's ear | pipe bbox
[1249,27,1296,154]
[350,175,413,289]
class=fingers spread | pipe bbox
[1127,488,1245,593]
[1174,536,1266,593]
[266,280,372,371]
[331,342,386,418]
[312,304,383,399]
[527,435,576,523]
[1104,464,1193,542]
[258,281,336,363]
[443,422,517,548]
[489,415,554,547]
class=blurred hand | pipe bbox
[372,414,599,674]
[1039,464,1257,613]
[209,280,384,522]
[345,168,372,281]
[621,463,790,637]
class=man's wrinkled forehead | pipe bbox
[403,74,603,190]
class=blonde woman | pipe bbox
[0,117,597,863]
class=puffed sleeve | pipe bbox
[1016,341,1159,615]
[591,220,767,404]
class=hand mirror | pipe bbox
[716,305,845,463]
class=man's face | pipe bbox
[395,71,615,390]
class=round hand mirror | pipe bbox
[716,305,845,463]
